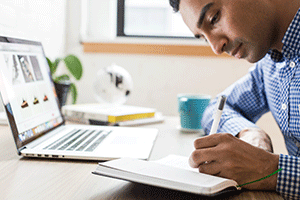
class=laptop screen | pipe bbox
[0,36,64,150]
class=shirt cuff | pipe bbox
[277,154,300,199]
[217,115,258,136]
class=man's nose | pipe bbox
[206,35,228,55]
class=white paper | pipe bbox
[97,155,238,195]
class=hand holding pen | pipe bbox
[190,94,280,190]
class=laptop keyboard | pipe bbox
[43,129,111,152]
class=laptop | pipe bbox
[0,36,158,161]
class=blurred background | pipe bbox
[0,0,286,153]
[0,0,253,114]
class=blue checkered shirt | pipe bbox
[202,8,300,199]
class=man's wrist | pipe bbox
[253,153,279,190]
[237,153,280,190]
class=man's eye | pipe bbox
[195,34,201,39]
[195,35,208,42]
[210,11,220,25]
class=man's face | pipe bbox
[179,0,277,63]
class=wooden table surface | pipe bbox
[0,117,283,200]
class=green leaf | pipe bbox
[54,74,70,83]
[53,58,62,74]
[46,57,54,75]
[46,57,62,75]
[69,83,77,104]
[63,55,83,80]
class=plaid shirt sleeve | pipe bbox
[277,154,300,199]
[201,63,269,136]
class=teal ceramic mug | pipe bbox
[178,94,211,132]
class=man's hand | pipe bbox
[189,133,279,190]
[237,127,273,152]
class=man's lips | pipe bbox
[231,43,243,58]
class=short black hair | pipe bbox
[169,0,180,12]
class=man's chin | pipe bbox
[245,53,267,63]
[246,57,258,63]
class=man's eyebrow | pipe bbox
[197,2,215,28]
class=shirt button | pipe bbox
[295,141,300,148]
[282,103,287,110]
[289,61,295,68]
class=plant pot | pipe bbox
[54,81,71,109]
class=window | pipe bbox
[117,0,194,38]
[81,0,222,57]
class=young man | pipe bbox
[169,0,300,199]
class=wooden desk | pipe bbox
[0,117,283,200]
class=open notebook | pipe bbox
[93,155,238,196]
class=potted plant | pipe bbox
[46,55,83,107]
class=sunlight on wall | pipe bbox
[0,0,66,59]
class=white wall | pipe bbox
[0,0,66,60]
[75,53,252,116]
[0,0,66,112]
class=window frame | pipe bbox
[116,0,194,39]
[116,0,125,37]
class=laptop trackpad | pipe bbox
[94,130,156,158]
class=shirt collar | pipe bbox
[268,8,300,62]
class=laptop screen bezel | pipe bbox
[0,36,66,153]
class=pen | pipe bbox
[209,95,227,134]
